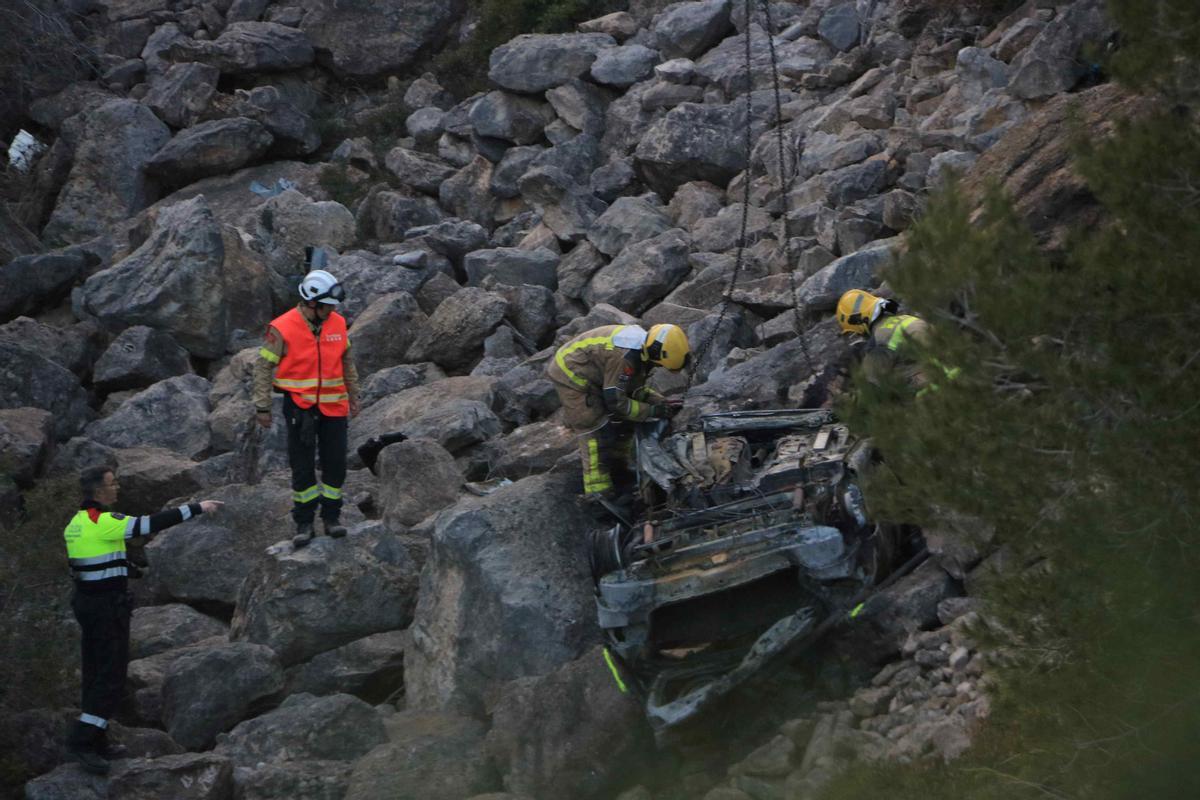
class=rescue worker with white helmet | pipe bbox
[253,249,360,546]
[546,323,690,500]
[836,289,956,393]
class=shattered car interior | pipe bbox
[588,409,923,734]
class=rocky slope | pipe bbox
[0,1,1122,798]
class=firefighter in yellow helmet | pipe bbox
[546,323,690,499]
[836,289,944,392]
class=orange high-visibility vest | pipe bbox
[270,307,350,416]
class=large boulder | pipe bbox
[81,195,273,359]
[652,0,734,60]
[284,630,408,702]
[590,44,659,89]
[144,477,299,608]
[384,147,458,195]
[1007,0,1108,100]
[358,362,447,409]
[143,62,221,128]
[42,99,170,245]
[0,317,101,379]
[517,166,609,243]
[231,761,355,800]
[349,376,497,459]
[146,117,274,186]
[795,238,897,312]
[131,603,229,661]
[377,438,463,529]
[334,249,440,319]
[557,241,607,299]
[110,446,208,515]
[248,189,356,276]
[299,0,464,78]
[397,399,502,455]
[405,470,600,715]
[127,636,228,725]
[464,247,559,290]
[488,33,617,94]
[0,407,54,486]
[0,247,99,323]
[93,326,192,393]
[469,91,556,146]
[348,292,430,378]
[586,196,674,256]
[230,529,420,666]
[634,101,750,197]
[439,157,500,230]
[359,190,447,241]
[583,228,691,314]
[161,641,284,749]
[344,712,497,800]
[110,753,235,800]
[167,21,315,73]
[468,420,576,480]
[215,693,388,766]
[486,646,653,800]
[405,287,509,371]
[546,79,613,137]
[84,374,212,458]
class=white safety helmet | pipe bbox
[298,269,345,306]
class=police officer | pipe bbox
[253,259,360,547]
[63,465,222,774]
[546,323,690,501]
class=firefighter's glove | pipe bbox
[648,404,669,420]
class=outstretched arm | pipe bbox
[123,500,223,540]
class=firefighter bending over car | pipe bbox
[547,323,690,501]
[254,252,360,547]
[836,289,959,394]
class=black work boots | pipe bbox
[293,519,346,548]
[66,721,110,775]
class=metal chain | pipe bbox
[684,0,758,397]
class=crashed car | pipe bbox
[589,409,919,734]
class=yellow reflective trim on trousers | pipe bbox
[320,484,342,500]
[258,347,281,364]
[880,316,918,352]
[583,437,613,494]
[554,329,621,388]
[293,485,320,503]
[603,647,629,693]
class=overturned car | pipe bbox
[589,409,922,734]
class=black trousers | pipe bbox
[283,393,348,524]
[71,589,131,723]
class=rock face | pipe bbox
[301,0,465,77]
[84,374,212,458]
[42,99,171,245]
[0,247,99,323]
[284,630,408,702]
[405,470,600,715]
[93,325,192,392]
[488,33,617,93]
[0,407,54,485]
[635,102,750,196]
[231,530,421,667]
[160,641,284,749]
[146,117,275,186]
[131,603,229,661]
[215,692,388,766]
[377,438,463,528]
[405,287,508,371]
[167,22,316,73]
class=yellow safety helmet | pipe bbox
[836,289,885,335]
[644,324,691,371]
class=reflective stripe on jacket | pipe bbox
[546,325,656,423]
[270,307,350,416]
[64,509,130,588]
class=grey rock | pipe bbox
[85,375,211,458]
[377,438,463,528]
[492,282,558,345]
[556,241,608,300]
[640,80,706,111]
[518,166,608,242]
[464,246,560,290]
[491,145,546,199]
[956,46,1011,102]
[545,79,612,136]
[490,362,561,427]
[142,22,189,78]
[42,100,170,246]
[406,219,489,263]
[145,117,274,186]
[590,44,659,88]
[94,326,192,393]
[384,147,456,196]
[928,150,978,190]
[231,529,420,666]
[598,81,658,161]
[695,27,832,95]
[796,238,896,312]
[470,91,555,145]
[249,188,355,276]
[161,641,284,749]
[232,760,354,800]
[543,118,580,146]
[143,62,220,128]
[405,287,508,370]
[1008,0,1108,100]
[167,21,315,73]
[131,604,228,661]
[23,763,108,799]
[591,158,639,202]
[0,408,53,486]
[820,158,890,208]
[995,18,1046,64]
[817,3,860,52]
[299,0,462,78]
[348,376,497,462]
[343,711,496,800]
[488,33,617,94]
[468,416,574,479]
[359,190,446,241]
[586,195,674,256]
[0,246,98,323]
[486,645,652,800]
[359,362,447,409]
[634,101,749,197]
[799,130,884,179]
[230,84,322,155]
[652,0,734,60]
[583,228,690,314]
[108,753,235,799]
[216,692,388,766]
[405,470,599,715]
[399,399,503,454]
[529,132,602,187]
[440,157,500,229]
[348,292,430,378]
[577,11,640,41]
[27,82,116,131]
[437,132,475,168]
[407,107,446,148]
[833,561,957,666]
[667,180,724,227]
[691,202,775,253]
[284,630,408,703]
[405,73,456,111]
[654,57,698,83]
